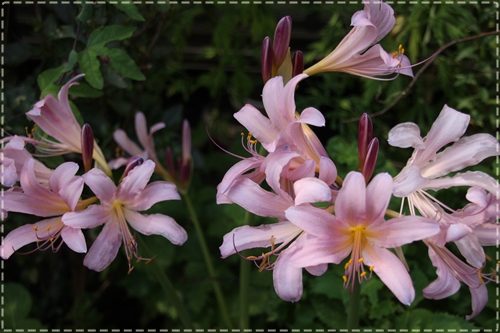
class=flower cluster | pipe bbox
[1,75,189,272]
[218,0,499,320]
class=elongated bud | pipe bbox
[182,120,191,166]
[261,36,273,83]
[292,50,304,77]
[121,156,144,181]
[165,147,177,181]
[81,123,94,173]
[362,138,379,183]
[357,113,373,171]
[273,16,292,68]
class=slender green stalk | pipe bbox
[183,193,233,329]
[346,280,361,331]
[238,211,255,329]
[136,235,193,328]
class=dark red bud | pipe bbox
[362,138,379,183]
[273,16,292,68]
[358,113,373,171]
[261,36,273,83]
[165,147,177,181]
[122,156,144,180]
[81,123,94,173]
[292,50,304,78]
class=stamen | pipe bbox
[342,275,347,283]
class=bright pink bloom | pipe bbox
[304,0,413,79]
[279,172,439,303]
[1,159,87,258]
[63,160,187,272]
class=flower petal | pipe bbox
[423,246,461,299]
[285,205,346,237]
[319,156,337,185]
[234,104,277,147]
[113,129,144,157]
[424,171,499,195]
[116,159,155,201]
[273,249,303,302]
[82,168,117,203]
[124,209,187,246]
[84,220,122,272]
[393,165,431,197]
[60,226,87,253]
[365,173,392,222]
[297,107,325,127]
[63,205,112,229]
[388,122,425,149]
[294,177,331,205]
[369,216,439,248]
[335,172,366,225]
[127,181,180,211]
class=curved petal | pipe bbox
[20,159,63,208]
[365,173,392,222]
[113,129,144,157]
[234,104,277,146]
[63,205,112,229]
[60,226,87,253]
[364,0,395,43]
[82,168,116,203]
[424,171,499,195]
[473,223,500,246]
[388,122,425,149]
[4,189,67,217]
[217,156,264,203]
[446,223,472,243]
[127,181,180,211]
[319,157,337,185]
[294,177,331,205]
[287,233,352,267]
[297,107,325,127]
[335,172,366,225]
[124,209,187,246]
[285,205,347,237]
[285,159,316,181]
[421,133,499,178]
[423,246,461,299]
[273,250,304,302]
[363,245,415,305]
[262,146,298,195]
[220,221,300,258]
[134,112,149,150]
[454,235,484,268]
[369,216,439,248]
[467,283,488,320]
[116,160,155,201]
[281,74,308,124]
[84,221,122,272]
[305,263,328,276]
[393,165,431,197]
[0,221,46,259]
[50,162,84,211]
[262,76,287,129]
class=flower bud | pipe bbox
[362,138,379,183]
[261,36,274,84]
[357,113,373,171]
[121,156,144,180]
[292,50,304,78]
[81,123,94,173]
[273,16,292,68]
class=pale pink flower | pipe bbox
[1,136,52,187]
[1,158,87,258]
[278,172,439,303]
[110,112,165,170]
[63,160,187,272]
[304,0,413,79]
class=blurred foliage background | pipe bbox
[2,2,497,330]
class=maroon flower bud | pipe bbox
[292,50,304,78]
[362,138,379,183]
[261,36,273,84]
[357,113,373,171]
[165,147,177,182]
[273,16,292,68]
[121,156,144,180]
[81,123,94,173]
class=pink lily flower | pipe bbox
[279,172,439,303]
[1,158,88,258]
[62,160,187,272]
[1,136,52,187]
[110,112,165,171]
[304,0,413,79]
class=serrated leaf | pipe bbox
[77,49,103,89]
[77,4,93,22]
[99,47,145,81]
[62,49,78,72]
[114,3,145,21]
[87,25,136,48]
[37,65,65,91]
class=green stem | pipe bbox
[136,235,193,328]
[347,280,361,331]
[238,211,255,329]
[183,193,233,329]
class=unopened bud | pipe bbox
[261,36,273,83]
[273,16,292,68]
[357,113,373,171]
[182,120,191,166]
[81,123,94,173]
[121,156,144,180]
[362,138,379,183]
[292,50,304,78]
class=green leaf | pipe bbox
[97,47,145,81]
[77,49,103,89]
[87,25,136,48]
[37,65,64,92]
[68,82,104,98]
[77,4,93,22]
[62,49,78,72]
[101,64,128,88]
[113,3,145,21]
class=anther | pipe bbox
[358,258,364,263]
[344,259,353,269]
[145,255,156,265]
[128,266,135,274]
[360,271,367,277]
[342,275,347,283]
[33,226,38,231]
[369,265,374,271]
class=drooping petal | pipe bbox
[319,156,337,185]
[134,112,150,151]
[262,147,299,196]
[423,246,461,299]
[281,74,308,124]
[124,209,187,246]
[60,226,87,253]
[116,160,155,201]
[219,221,300,258]
[261,76,287,129]
[285,159,315,181]
[83,220,122,272]
[63,205,113,229]
[369,216,439,248]
[217,156,264,203]
[388,122,425,149]
[0,221,47,259]
[454,235,485,268]
[49,162,84,211]
[82,168,117,203]
[424,171,499,195]
[473,223,500,246]
[294,177,331,205]
[305,263,328,276]
[297,107,325,127]
[273,249,304,302]
[127,181,180,211]
[363,245,415,305]
[467,283,488,320]
[364,0,395,44]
